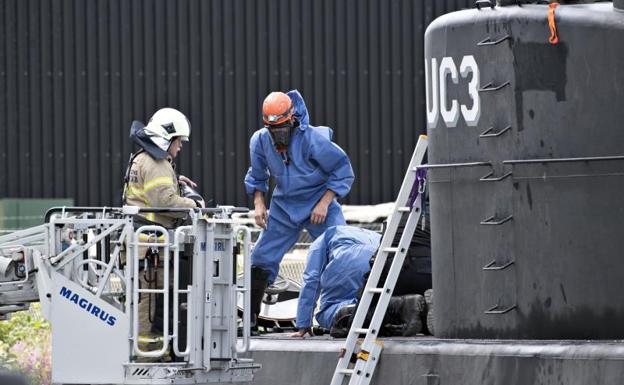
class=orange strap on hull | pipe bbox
[548,2,559,45]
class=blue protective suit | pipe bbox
[296,226,381,329]
[245,90,355,283]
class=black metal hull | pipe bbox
[426,3,624,339]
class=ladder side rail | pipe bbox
[0,224,47,246]
[376,136,429,260]
[0,234,46,248]
[173,225,193,358]
[132,225,170,358]
[331,238,398,385]
[361,195,424,348]
[342,137,425,330]
[330,136,428,385]
[350,135,428,327]
[353,340,384,385]
[336,201,424,385]
[349,195,425,385]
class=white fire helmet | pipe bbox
[143,108,191,142]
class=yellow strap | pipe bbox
[356,350,370,361]
[146,213,156,222]
[143,176,174,192]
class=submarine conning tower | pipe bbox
[425,1,624,339]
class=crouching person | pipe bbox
[290,225,425,338]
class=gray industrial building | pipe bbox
[0,0,472,208]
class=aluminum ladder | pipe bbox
[329,135,428,385]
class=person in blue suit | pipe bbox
[290,225,425,338]
[244,90,354,330]
[294,226,380,333]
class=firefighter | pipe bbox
[123,107,204,225]
[244,90,354,331]
[122,107,203,358]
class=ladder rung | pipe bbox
[331,134,427,385]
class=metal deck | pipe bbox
[234,335,624,385]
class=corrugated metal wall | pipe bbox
[0,0,473,207]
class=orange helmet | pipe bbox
[262,92,293,125]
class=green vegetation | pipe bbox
[0,305,51,385]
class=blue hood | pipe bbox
[287,89,333,139]
[129,120,169,160]
[287,90,310,128]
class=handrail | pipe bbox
[416,161,491,170]
[45,206,250,223]
[504,155,624,165]
[132,225,170,358]
[173,226,193,358]
[234,226,252,353]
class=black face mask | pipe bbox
[267,119,298,152]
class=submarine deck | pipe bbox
[234,334,624,385]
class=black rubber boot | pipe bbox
[330,304,356,338]
[399,294,425,336]
[384,297,404,325]
[384,295,425,336]
[250,267,270,334]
